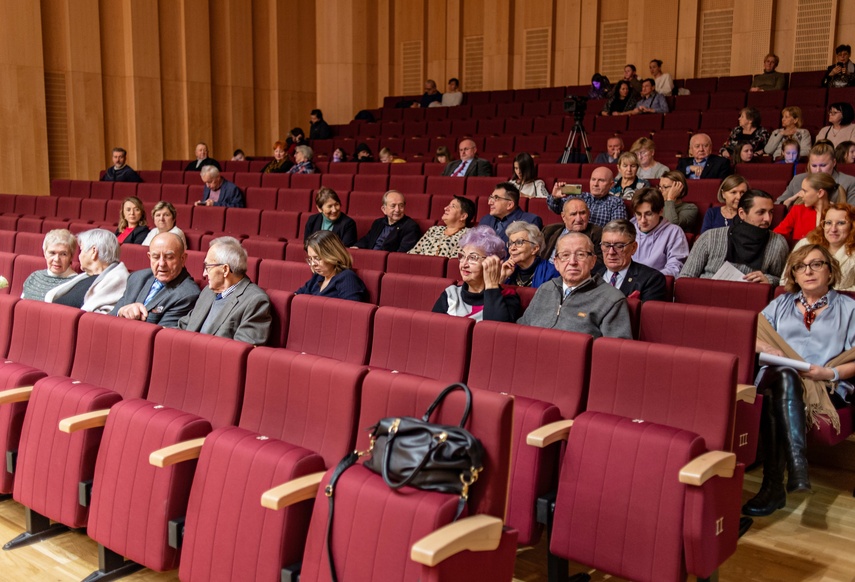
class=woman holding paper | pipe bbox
[747,244,855,517]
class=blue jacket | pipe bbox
[295,269,366,302]
[479,207,543,243]
[201,179,245,208]
[504,257,559,288]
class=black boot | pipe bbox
[742,380,787,516]
[775,369,812,493]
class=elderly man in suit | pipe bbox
[111,232,200,327]
[593,219,666,302]
[441,139,493,177]
[676,133,731,180]
[195,166,245,208]
[178,236,271,345]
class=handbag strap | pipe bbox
[324,450,360,582]
[421,382,472,427]
[380,426,446,489]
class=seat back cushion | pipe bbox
[285,295,377,365]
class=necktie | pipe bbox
[143,280,164,306]
[452,161,469,177]
[609,271,618,287]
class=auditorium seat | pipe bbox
[243,186,278,211]
[673,94,709,111]
[261,173,290,189]
[353,174,389,192]
[427,176,465,196]
[259,211,300,240]
[13,232,45,257]
[222,208,261,238]
[9,255,48,298]
[136,183,163,205]
[240,238,285,260]
[0,295,16,354]
[386,252,447,277]
[0,230,14,253]
[378,273,453,311]
[56,197,82,221]
[258,259,310,292]
[80,199,107,223]
[190,206,226,234]
[291,174,321,190]
[389,174,427,194]
[161,184,189,205]
[51,179,71,197]
[286,294,376,364]
[674,277,772,312]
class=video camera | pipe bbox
[563,95,588,122]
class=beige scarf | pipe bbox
[757,315,855,434]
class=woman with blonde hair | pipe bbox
[142,201,186,246]
[774,172,845,242]
[630,137,668,179]
[781,203,855,290]
[21,229,78,300]
[764,106,813,159]
[295,230,365,301]
[115,196,148,245]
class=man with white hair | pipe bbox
[196,165,245,207]
[676,133,731,180]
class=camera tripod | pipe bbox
[560,119,592,164]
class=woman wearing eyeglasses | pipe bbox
[780,203,855,291]
[432,226,521,322]
[657,171,698,232]
[295,231,366,301]
[500,221,558,288]
[747,244,855,517]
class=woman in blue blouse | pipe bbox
[701,174,749,233]
[295,231,366,301]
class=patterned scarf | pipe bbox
[797,292,828,330]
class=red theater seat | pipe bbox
[674,277,772,312]
[259,211,300,240]
[378,273,453,311]
[386,253,447,277]
[286,294,376,364]
[258,259,310,292]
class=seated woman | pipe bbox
[434,146,451,165]
[354,143,375,162]
[142,201,186,246]
[587,73,610,99]
[509,152,549,198]
[409,195,474,257]
[774,172,843,242]
[21,229,79,301]
[816,102,855,148]
[732,142,757,165]
[748,244,855,516]
[432,226,521,322]
[261,141,293,173]
[720,107,769,159]
[658,170,699,232]
[115,196,149,245]
[331,147,348,163]
[764,106,812,160]
[46,229,130,313]
[610,152,649,199]
[303,187,358,247]
[781,203,855,291]
[701,174,750,233]
[287,145,315,174]
[295,230,365,301]
[648,59,674,95]
[835,140,855,164]
[601,80,638,116]
[631,137,669,179]
[285,127,306,158]
[500,221,558,288]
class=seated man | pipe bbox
[412,79,442,108]
[548,168,628,227]
[518,232,631,338]
[541,197,603,261]
[441,139,493,177]
[479,182,543,243]
[676,133,732,180]
[101,147,142,182]
[195,165,246,207]
[593,136,624,164]
[593,219,666,302]
[185,142,221,172]
[111,232,200,327]
[354,190,422,252]
[777,142,855,205]
[627,79,669,115]
[679,190,789,284]
[750,53,786,92]
[441,78,463,107]
[309,109,332,140]
[630,187,689,278]
[178,237,271,345]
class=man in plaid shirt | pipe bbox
[547,167,627,227]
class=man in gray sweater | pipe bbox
[518,232,632,339]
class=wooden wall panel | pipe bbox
[511,0,554,89]
[731,0,774,75]
[483,0,513,90]
[553,0,583,87]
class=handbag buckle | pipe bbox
[356,436,377,458]
[459,467,482,500]
[434,432,448,444]
[389,418,401,435]
[325,484,334,497]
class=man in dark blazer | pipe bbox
[441,139,493,177]
[178,237,271,345]
[594,219,666,302]
[354,190,422,252]
[185,142,221,172]
[101,147,142,182]
[195,166,245,208]
[111,232,201,327]
[541,197,603,261]
[676,133,732,180]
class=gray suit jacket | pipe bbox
[110,268,201,328]
[178,277,272,345]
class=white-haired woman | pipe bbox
[21,229,79,301]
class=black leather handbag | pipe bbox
[324,382,485,581]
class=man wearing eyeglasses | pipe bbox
[111,232,200,327]
[592,219,666,301]
[479,182,543,243]
[541,197,603,262]
[518,232,632,338]
[441,139,493,177]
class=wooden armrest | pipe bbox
[736,383,757,404]
[0,386,33,405]
[149,438,207,468]
[261,472,325,511]
[526,419,574,448]
[410,514,503,567]
[59,409,110,433]
[679,451,736,486]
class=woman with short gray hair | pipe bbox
[46,229,129,313]
[500,221,557,288]
[288,145,315,174]
[21,229,79,301]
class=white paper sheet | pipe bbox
[712,261,747,282]
[758,352,812,372]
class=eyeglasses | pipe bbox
[148,253,179,262]
[203,262,224,271]
[555,251,594,263]
[456,252,486,264]
[305,257,323,265]
[507,240,535,249]
[488,195,513,203]
[792,260,829,274]
[600,242,632,252]
[823,220,849,228]
[657,183,674,190]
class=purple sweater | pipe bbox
[630,218,689,278]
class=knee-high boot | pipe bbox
[742,384,787,516]
[775,369,812,493]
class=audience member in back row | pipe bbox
[185,142,220,172]
[822,44,855,88]
[480,182,543,243]
[542,197,603,262]
[630,187,689,278]
[816,102,855,148]
[304,187,358,247]
[548,169,627,227]
[296,231,366,302]
[21,229,78,301]
[750,53,786,92]
[111,232,200,327]
[657,171,699,232]
[774,172,843,242]
[518,232,632,338]
[196,165,246,208]
[409,195,474,257]
[610,152,649,199]
[115,196,149,244]
[835,141,855,164]
[142,201,186,247]
[626,78,669,115]
[764,106,812,159]
[442,139,493,177]
[178,237,272,345]
[593,219,666,302]
[593,136,623,164]
[231,149,246,162]
[601,80,637,116]
[261,141,293,174]
[510,152,549,198]
[648,59,674,96]
[631,137,669,180]
[287,145,316,174]
[101,147,142,183]
[720,107,769,160]
[680,190,789,285]
[500,221,558,288]
[778,142,855,206]
[47,229,129,313]
[411,79,442,108]
[354,190,421,252]
[309,109,332,140]
[780,203,855,291]
[677,133,732,180]
[702,174,749,233]
[441,78,463,107]
[432,226,520,322]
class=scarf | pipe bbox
[757,315,855,433]
[726,217,769,272]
